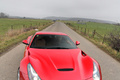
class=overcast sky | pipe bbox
[0,0,120,22]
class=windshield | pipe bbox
[30,34,77,49]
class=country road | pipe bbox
[0,22,120,80]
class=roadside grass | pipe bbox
[66,21,119,36]
[0,18,51,35]
[63,21,120,62]
[0,18,53,54]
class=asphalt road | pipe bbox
[0,22,120,80]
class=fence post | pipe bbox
[102,35,106,44]
[88,29,89,34]
[30,24,32,28]
[84,28,86,35]
[92,30,96,38]
[0,35,1,41]
[23,25,25,28]
[11,25,13,30]
[74,26,76,31]
[81,27,83,32]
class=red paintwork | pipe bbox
[19,32,102,80]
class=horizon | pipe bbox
[6,15,117,24]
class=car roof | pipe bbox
[35,31,67,36]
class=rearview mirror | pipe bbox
[76,41,80,45]
[22,40,29,45]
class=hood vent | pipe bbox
[58,68,74,71]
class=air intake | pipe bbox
[81,50,86,56]
[58,68,74,71]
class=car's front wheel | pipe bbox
[17,67,20,80]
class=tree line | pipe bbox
[0,12,9,18]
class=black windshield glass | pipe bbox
[30,35,77,49]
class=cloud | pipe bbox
[0,0,120,22]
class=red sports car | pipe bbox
[17,32,102,80]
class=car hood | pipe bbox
[28,48,93,80]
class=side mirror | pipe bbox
[76,41,80,45]
[22,40,29,45]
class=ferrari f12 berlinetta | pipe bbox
[17,32,102,80]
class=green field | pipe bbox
[0,18,53,54]
[0,18,51,35]
[64,21,120,62]
[64,21,120,42]
[65,21,119,36]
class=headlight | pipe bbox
[93,62,100,80]
[27,63,41,80]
